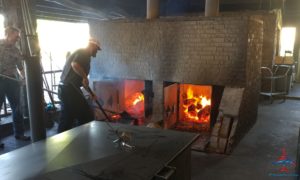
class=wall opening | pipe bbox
[36,19,90,103]
[164,82,224,133]
[280,27,296,56]
[93,79,153,125]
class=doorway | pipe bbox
[36,19,90,103]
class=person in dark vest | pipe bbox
[0,27,30,143]
[57,38,101,133]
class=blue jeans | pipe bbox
[0,78,25,136]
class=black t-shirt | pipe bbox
[60,49,91,88]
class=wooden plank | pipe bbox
[211,122,222,136]
[219,87,244,117]
[208,136,219,150]
[219,116,232,138]
[225,118,239,154]
[217,138,228,154]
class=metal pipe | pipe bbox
[24,56,45,142]
[20,0,46,142]
[205,0,219,17]
[147,0,160,19]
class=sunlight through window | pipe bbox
[36,19,90,71]
[0,14,5,39]
[280,27,296,56]
[36,20,90,103]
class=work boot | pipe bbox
[15,135,31,141]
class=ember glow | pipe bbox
[182,87,211,122]
[111,114,121,120]
[125,92,145,118]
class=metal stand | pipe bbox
[260,65,291,103]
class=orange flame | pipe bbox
[132,94,144,105]
[182,87,211,123]
[125,92,145,118]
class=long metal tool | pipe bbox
[85,86,115,131]
[85,86,135,151]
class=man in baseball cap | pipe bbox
[57,37,101,133]
[89,38,101,51]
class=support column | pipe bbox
[21,0,46,142]
[205,0,219,17]
[24,57,45,142]
[147,0,160,19]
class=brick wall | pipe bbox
[223,11,281,68]
[89,16,249,85]
[238,11,280,98]
[235,17,263,145]
[89,15,262,123]
[261,13,279,68]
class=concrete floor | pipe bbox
[191,99,300,180]
[1,90,300,179]
[0,123,57,155]
[289,83,300,98]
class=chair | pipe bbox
[260,65,291,103]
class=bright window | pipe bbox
[36,19,90,71]
[0,14,5,39]
[280,27,296,56]
[36,19,90,103]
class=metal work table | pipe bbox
[0,121,198,180]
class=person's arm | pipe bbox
[71,61,98,100]
[71,61,89,88]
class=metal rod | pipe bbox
[42,70,62,74]
[71,84,134,150]
[24,0,34,35]
[41,63,56,108]
[43,89,58,95]
[0,74,21,82]
[4,98,8,116]
[85,86,115,131]
[50,53,53,93]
